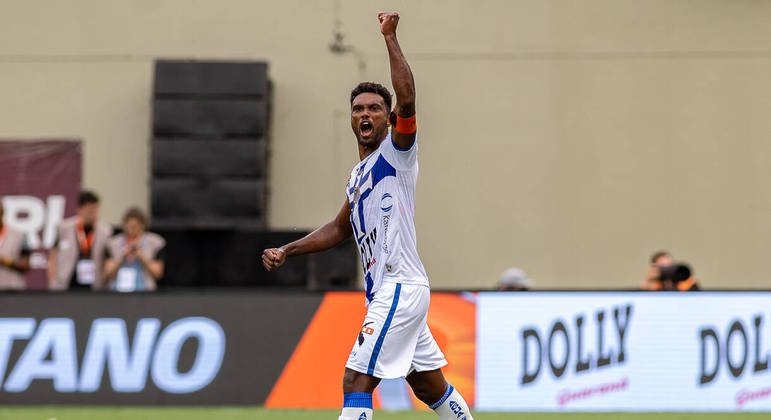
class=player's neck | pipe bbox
[358,146,375,161]
[357,136,386,161]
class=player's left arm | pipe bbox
[379,11,417,150]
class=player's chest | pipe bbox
[347,166,373,208]
[345,153,396,206]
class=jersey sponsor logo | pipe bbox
[358,412,368,420]
[358,322,374,346]
[381,215,390,255]
[359,228,377,272]
[380,193,393,212]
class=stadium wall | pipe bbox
[0,1,769,289]
[4,291,771,412]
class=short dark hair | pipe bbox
[650,250,671,264]
[78,190,100,207]
[122,207,147,227]
[350,82,392,111]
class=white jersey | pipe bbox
[345,132,428,304]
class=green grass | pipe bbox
[0,408,768,420]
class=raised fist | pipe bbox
[378,11,399,36]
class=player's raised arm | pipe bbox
[379,11,417,150]
[261,199,353,272]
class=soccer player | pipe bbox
[262,11,474,420]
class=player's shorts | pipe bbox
[345,281,447,379]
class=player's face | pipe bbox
[351,93,390,148]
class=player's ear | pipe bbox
[388,110,397,127]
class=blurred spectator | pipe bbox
[642,250,700,291]
[641,250,672,290]
[497,267,533,291]
[48,191,113,290]
[104,207,165,292]
[0,197,31,290]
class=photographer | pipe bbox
[103,207,165,292]
[642,251,700,291]
[0,197,31,290]
[48,191,113,290]
[641,251,672,290]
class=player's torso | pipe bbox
[346,137,428,303]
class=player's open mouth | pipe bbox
[360,121,374,138]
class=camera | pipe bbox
[658,263,692,283]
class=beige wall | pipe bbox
[0,0,769,289]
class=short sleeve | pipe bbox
[380,131,418,170]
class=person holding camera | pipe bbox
[642,250,700,291]
[103,207,165,292]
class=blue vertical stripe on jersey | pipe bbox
[367,283,402,376]
[354,154,396,244]
[365,273,374,302]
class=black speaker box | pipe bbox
[150,60,270,232]
[153,99,267,137]
[154,61,268,97]
[151,178,265,229]
[153,138,267,177]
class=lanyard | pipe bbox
[76,219,95,256]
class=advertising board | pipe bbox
[476,292,771,412]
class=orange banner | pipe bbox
[266,292,476,409]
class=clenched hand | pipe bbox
[378,11,399,36]
[262,248,286,272]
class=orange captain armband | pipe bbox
[390,111,417,135]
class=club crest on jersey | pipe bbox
[353,186,361,204]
